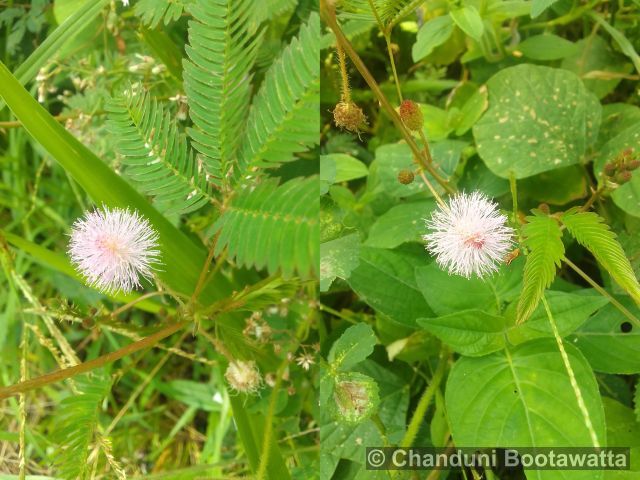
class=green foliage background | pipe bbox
[320,0,640,479]
[0,0,319,478]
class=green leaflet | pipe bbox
[237,12,320,180]
[183,0,263,183]
[562,210,640,305]
[134,0,192,28]
[517,215,565,324]
[106,90,214,215]
[52,373,112,480]
[212,176,319,279]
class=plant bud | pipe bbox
[627,159,640,171]
[538,203,550,215]
[604,162,617,175]
[397,169,415,184]
[616,170,633,184]
[225,360,262,394]
[333,101,367,133]
[399,99,423,131]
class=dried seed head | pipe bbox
[399,100,423,131]
[333,101,367,133]
[225,360,262,395]
[397,169,415,185]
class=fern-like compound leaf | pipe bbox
[184,0,263,184]
[236,12,320,182]
[516,215,565,324]
[212,176,319,278]
[562,209,640,305]
[52,374,111,480]
[106,90,214,215]
[134,0,192,28]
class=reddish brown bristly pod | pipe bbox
[399,99,423,132]
[397,169,415,185]
[333,101,367,134]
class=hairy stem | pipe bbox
[0,320,187,400]
[320,1,455,194]
[542,295,600,448]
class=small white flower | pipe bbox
[68,206,161,293]
[121,0,129,6]
[423,191,514,278]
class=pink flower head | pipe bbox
[423,191,514,278]
[68,206,161,293]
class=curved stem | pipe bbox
[562,256,640,328]
[0,320,188,400]
[320,1,455,194]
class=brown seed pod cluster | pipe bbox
[333,101,367,133]
[603,148,640,186]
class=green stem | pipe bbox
[562,256,640,328]
[320,1,455,194]
[400,348,448,448]
[0,320,188,400]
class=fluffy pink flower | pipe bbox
[423,192,514,278]
[68,206,161,293]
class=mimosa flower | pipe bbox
[423,192,514,278]
[68,206,161,293]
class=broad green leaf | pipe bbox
[590,13,640,75]
[562,210,640,305]
[531,0,559,18]
[562,36,631,99]
[370,141,465,198]
[347,247,434,327]
[320,233,360,292]
[328,323,377,371]
[602,397,640,471]
[446,339,605,479]
[0,61,230,300]
[416,263,500,315]
[418,310,506,356]
[449,7,484,41]
[517,215,565,324]
[570,298,640,374]
[412,15,454,61]
[416,258,524,316]
[487,1,531,19]
[507,290,609,344]
[517,34,578,60]
[519,165,587,205]
[473,65,601,179]
[320,154,368,184]
[593,122,640,217]
[365,200,435,249]
[453,85,488,135]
